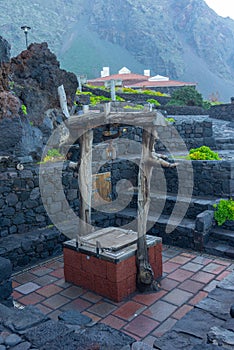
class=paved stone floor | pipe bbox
[12,246,234,348]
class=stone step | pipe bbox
[204,239,234,259]
[216,138,234,144]
[120,191,217,220]
[209,227,234,246]
[215,138,234,150]
[113,208,195,249]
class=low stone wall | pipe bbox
[158,105,208,115]
[209,103,234,121]
[0,257,13,307]
[164,159,234,197]
[0,227,65,270]
[0,162,79,237]
[155,117,215,151]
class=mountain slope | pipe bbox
[0,0,234,101]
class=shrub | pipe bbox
[76,90,93,96]
[123,104,144,110]
[116,96,125,102]
[142,89,169,97]
[165,117,175,123]
[146,98,161,106]
[43,149,64,163]
[213,199,234,226]
[188,146,221,160]
[90,95,111,105]
[21,104,27,115]
[167,86,203,106]
[121,87,139,94]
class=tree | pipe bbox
[168,86,203,106]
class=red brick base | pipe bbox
[63,242,162,302]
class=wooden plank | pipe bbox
[79,227,137,251]
[92,172,112,206]
[66,110,167,131]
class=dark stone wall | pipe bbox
[158,105,208,115]
[209,103,234,121]
[0,257,13,306]
[0,162,79,237]
[164,160,234,197]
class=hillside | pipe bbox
[0,0,234,101]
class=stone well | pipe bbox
[63,227,162,302]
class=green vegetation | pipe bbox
[188,146,221,160]
[165,117,175,123]
[167,86,203,107]
[76,91,93,96]
[116,96,125,102]
[21,104,27,115]
[202,100,223,110]
[213,199,234,226]
[42,148,64,163]
[118,87,139,94]
[90,95,111,105]
[123,104,144,110]
[142,89,169,97]
[147,98,161,106]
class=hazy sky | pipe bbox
[204,0,234,19]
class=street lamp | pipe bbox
[21,26,31,49]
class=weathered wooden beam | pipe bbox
[136,127,159,291]
[78,129,93,236]
[66,110,167,132]
[58,84,70,119]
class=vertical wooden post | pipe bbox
[78,129,93,236]
[137,127,159,291]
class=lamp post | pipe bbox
[21,26,31,49]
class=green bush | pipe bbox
[76,90,93,96]
[21,104,27,115]
[167,86,203,106]
[213,199,234,226]
[116,96,125,102]
[165,117,175,123]
[146,98,161,106]
[90,95,111,105]
[120,87,139,94]
[42,149,64,163]
[188,146,221,160]
[123,104,144,110]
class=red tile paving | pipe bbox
[143,300,177,322]
[113,301,146,321]
[19,292,45,306]
[36,284,63,297]
[189,291,208,305]
[215,270,232,281]
[101,315,127,330]
[191,271,215,283]
[167,268,194,282]
[133,290,167,306]
[163,261,180,273]
[179,279,204,293]
[123,315,159,338]
[11,246,233,346]
[172,304,193,320]
[162,288,193,306]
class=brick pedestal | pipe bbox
[64,235,162,302]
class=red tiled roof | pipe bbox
[88,73,196,88]
[126,80,196,88]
